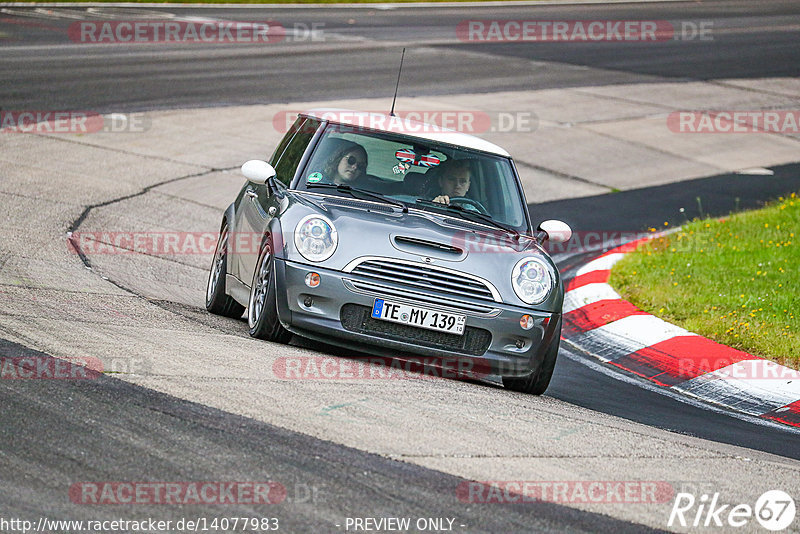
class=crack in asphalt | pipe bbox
[150,186,234,210]
[62,166,247,339]
[0,188,77,207]
[68,167,232,234]
[72,235,211,271]
[709,79,800,99]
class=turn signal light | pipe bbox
[305,272,320,288]
[520,315,534,330]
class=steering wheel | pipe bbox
[449,197,489,215]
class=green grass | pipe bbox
[609,192,799,370]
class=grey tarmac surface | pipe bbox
[0,338,664,534]
[0,0,798,111]
[1,1,800,532]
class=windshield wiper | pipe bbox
[306,183,408,213]
[414,199,520,238]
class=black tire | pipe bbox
[248,241,292,343]
[205,222,246,318]
[502,319,561,395]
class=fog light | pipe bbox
[520,314,534,330]
[305,272,320,288]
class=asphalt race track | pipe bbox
[2,0,800,111]
[1,1,800,532]
[0,338,661,534]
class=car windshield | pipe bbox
[296,123,529,233]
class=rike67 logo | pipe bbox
[669,490,796,531]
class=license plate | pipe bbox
[371,298,466,335]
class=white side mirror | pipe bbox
[241,160,277,185]
[538,220,572,244]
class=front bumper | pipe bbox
[274,258,560,377]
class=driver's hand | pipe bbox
[432,195,450,205]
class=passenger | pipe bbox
[323,141,368,185]
[432,159,472,205]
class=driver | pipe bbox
[432,159,471,205]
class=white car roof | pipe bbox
[300,109,511,158]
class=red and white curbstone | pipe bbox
[561,238,800,428]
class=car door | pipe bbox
[236,117,321,284]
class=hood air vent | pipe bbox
[393,236,463,255]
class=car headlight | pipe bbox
[294,214,338,262]
[511,257,553,305]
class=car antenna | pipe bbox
[389,48,406,117]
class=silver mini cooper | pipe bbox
[206,111,571,394]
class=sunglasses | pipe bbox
[343,154,367,171]
[445,176,470,184]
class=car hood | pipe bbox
[280,192,561,310]
[292,192,544,262]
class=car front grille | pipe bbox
[340,304,492,356]
[347,258,498,303]
[343,279,498,315]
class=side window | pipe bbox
[270,117,303,166]
[273,118,320,187]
